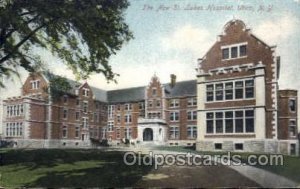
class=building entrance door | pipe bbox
[143,128,153,141]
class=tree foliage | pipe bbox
[0,0,133,87]
[45,74,72,101]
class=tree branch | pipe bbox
[0,18,58,64]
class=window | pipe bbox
[31,80,40,89]
[62,126,67,138]
[215,112,223,133]
[63,109,68,119]
[82,88,89,97]
[116,128,121,139]
[75,126,80,138]
[117,115,121,123]
[156,100,161,107]
[125,103,132,111]
[206,79,254,102]
[231,46,238,58]
[75,112,80,120]
[139,102,144,110]
[170,99,179,108]
[235,81,244,99]
[108,105,114,118]
[235,111,244,133]
[215,143,222,150]
[148,100,153,108]
[5,122,23,137]
[206,85,214,102]
[206,113,214,133]
[82,117,88,128]
[222,43,247,60]
[222,48,229,59]
[225,82,233,100]
[108,121,114,132]
[215,83,224,101]
[83,101,88,113]
[289,120,297,137]
[6,104,24,117]
[169,126,179,139]
[245,80,254,98]
[170,111,179,121]
[187,126,197,139]
[152,88,157,96]
[117,104,121,111]
[235,143,244,150]
[124,128,132,139]
[206,110,254,134]
[76,99,80,106]
[289,99,296,112]
[225,111,233,133]
[187,111,197,121]
[125,114,132,123]
[245,110,254,133]
[240,45,247,56]
[188,97,197,106]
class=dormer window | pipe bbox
[221,42,247,60]
[82,88,89,97]
[31,80,40,89]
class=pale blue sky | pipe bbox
[1,0,300,97]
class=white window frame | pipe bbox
[187,125,197,139]
[108,105,115,118]
[205,109,255,135]
[125,114,132,123]
[187,110,197,121]
[221,42,248,61]
[82,88,89,97]
[169,126,179,139]
[107,121,114,132]
[289,98,296,113]
[170,111,179,122]
[170,99,179,108]
[206,79,255,103]
[125,103,132,111]
[30,80,40,89]
[187,97,197,107]
[289,119,297,138]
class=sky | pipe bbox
[0,0,300,132]
[1,0,300,96]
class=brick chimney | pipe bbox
[170,74,176,88]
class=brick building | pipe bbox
[196,19,298,155]
[1,19,298,154]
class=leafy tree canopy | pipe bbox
[0,0,133,87]
[45,74,72,101]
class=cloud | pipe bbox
[255,14,298,45]
[160,25,213,55]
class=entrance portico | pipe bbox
[137,118,168,145]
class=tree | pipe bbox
[0,0,133,87]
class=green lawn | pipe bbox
[154,146,300,183]
[0,148,153,188]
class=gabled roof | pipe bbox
[107,86,145,103]
[164,80,197,98]
[90,86,107,102]
[41,71,197,103]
